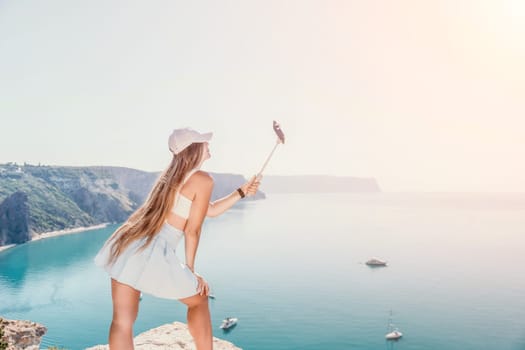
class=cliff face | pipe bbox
[86,321,241,350]
[24,166,136,224]
[0,164,135,244]
[0,317,47,350]
[90,166,159,204]
[0,192,30,245]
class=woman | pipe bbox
[94,127,261,350]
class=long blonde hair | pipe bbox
[106,142,205,265]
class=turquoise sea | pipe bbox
[1,193,525,349]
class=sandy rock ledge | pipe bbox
[0,317,47,350]
[86,321,241,350]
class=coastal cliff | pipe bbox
[0,163,264,246]
[86,321,241,350]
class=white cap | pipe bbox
[168,128,213,154]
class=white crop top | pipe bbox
[171,169,198,219]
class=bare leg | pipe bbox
[109,278,141,350]
[179,293,212,350]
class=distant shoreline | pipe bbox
[0,223,109,253]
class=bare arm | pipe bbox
[184,171,213,272]
[206,176,260,217]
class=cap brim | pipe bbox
[196,132,213,142]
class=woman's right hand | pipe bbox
[194,272,210,296]
[240,175,261,197]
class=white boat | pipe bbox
[208,294,216,299]
[220,317,238,329]
[385,329,403,340]
[385,311,403,340]
[366,257,387,266]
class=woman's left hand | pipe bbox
[240,175,261,197]
[194,272,210,296]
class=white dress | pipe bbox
[93,170,199,300]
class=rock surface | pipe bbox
[0,317,47,350]
[0,192,30,245]
[86,321,242,350]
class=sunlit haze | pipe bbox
[1,0,523,191]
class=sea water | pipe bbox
[1,193,524,349]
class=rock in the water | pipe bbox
[86,321,241,350]
[0,317,47,350]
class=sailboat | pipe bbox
[385,310,403,340]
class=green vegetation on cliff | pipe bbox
[0,163,139,245]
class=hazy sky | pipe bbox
[1,0,524,192]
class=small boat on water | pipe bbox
[385,329,403,340]
[208,294,216,299]
[385,310,403,340]
[220,317,238,330]
[366,257,387,266]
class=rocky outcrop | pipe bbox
[86,321,241,350]
[0,317,47,350]
[0,192,30,245]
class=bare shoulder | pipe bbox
[188,170,214,188]
[179,170,213,201]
